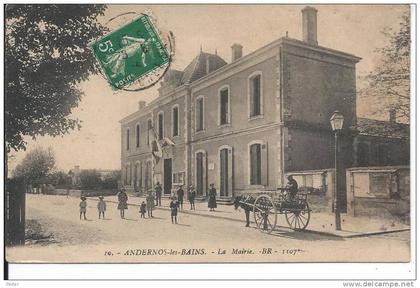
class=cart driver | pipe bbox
[285,175,298,201]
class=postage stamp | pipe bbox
[90,13,171,90]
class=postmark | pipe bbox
[90,12,172,91]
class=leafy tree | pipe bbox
[360,11,410,122]
[79,169,102,190]
[101,170,121,189]
[47,170,72,188]
[13,147,55,190]
[5,4,107,153]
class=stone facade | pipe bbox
[120,7,361,199]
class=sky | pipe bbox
[7,4,410,173]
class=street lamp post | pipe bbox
[330,111,344,231]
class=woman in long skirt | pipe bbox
[146,191,155,218]
[208,183,217,212]
[117,189,128,219]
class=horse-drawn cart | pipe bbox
[238,189,311,233]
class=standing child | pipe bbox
[97,196,106,219]
[188,185,196,210]
[139,201,147,218]
[170,197,179,224]
[79,196,87,220]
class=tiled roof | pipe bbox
[171,52,227,86]
[356,117,409,139]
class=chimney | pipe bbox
[231,43,243,62]
[389,109,396,123]
[138,101,146,110]
[302,6,318,45]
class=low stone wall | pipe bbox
[54,189,117,198]
[351,197,410,224]
[307,193,331,213]
[54,189,80,197]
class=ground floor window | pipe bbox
[145,161,152,190]
[196,152,206,196]
[220,148,229,196]
[250,143,262,185]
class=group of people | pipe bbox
[79,176,300,229]
[78,181,220,223]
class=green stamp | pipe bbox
[90,14,171,90]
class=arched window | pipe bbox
[218,85,230,126]
[250,143,262,185]
[157,111,164,140]
[249,141,268,186]
[196,151,206,196]
[147,119,152,145]
[196,96,205,132]
[136,123,140,148]
[125,164,129,185]
[172,105,179,137]
[248,71,263,118]
[145,161,152,189]
[126,128,130,151]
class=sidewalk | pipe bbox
[89,195,410,238]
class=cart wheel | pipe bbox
[285,201,310,231]
[253,194,277,234]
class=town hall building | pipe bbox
[120,7,408,205]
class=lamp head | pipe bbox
[330,111,344,132]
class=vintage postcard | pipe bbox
[4,4,412,266]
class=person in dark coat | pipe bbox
[117,189,128,219]
[176,185,184,211]
[208,183,217,211]
[286,175,299,201]
[188,185,196,210]
[169,197,179,224]
[154,182,162,206]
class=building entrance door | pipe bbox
[220,147,233,197]
[164,158,172,195]
[196,151,207,196]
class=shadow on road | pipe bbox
[123,218,138,221]
[270,228,344,241]
[174,223,191,227]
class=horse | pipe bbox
[233,195,255,227]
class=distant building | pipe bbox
[68,166,116,188]
[119,7,409,208]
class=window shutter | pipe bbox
[261,142,268,186]
[204,151,208,196]
[139,163,143,188]
[254,75,261,115]
[129,162,133,185]
[249,80,254,117]
[228,147,233,195]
